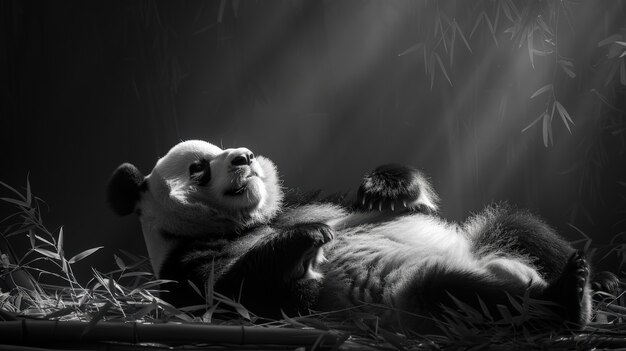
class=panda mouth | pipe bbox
[224,174,258,196]
[225,184,248,196]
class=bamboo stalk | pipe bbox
[0,320,337,347]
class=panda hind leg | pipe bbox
[540,250,592,327]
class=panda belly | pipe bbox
[321,214,470,307]
[320,213,546,316]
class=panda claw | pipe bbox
[378,202,382,211]
[390,203,395,211]
[403,200,407,208]
[368,202,373,210]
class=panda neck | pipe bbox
[138,193,268,277]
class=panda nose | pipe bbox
[231,152,254,166]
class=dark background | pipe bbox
[1,1,625,279]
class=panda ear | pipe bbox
[107,163,145,216]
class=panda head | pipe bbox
[107,140,283,274]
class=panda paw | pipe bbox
[542,250,591,327]
[591,271,621,296]
[356,164,439,214]
[283,223,334,281]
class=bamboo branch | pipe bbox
[0,320,337,347]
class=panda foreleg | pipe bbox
[356,164,439,214]
[217,222,333,316]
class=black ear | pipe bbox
[107,163,145,216]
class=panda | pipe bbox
[107,139,603,332]
[107,140,339,315]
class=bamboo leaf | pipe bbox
[294,317,330,331]
[536,15,553,36]
[521,114,544,133]
[501,0,515,23]
[131,301,157,320]
[429,55,436,90]
[35,234,54,246]
[217,298,250,320]
[558,59,574,67]
[119,271,152,278]
[1,197,28,207]
[530,84,553,99]
[616,41,626,47]
[434,53,453,87]
[497,304,514,323]
[114,254,126,270]
[28,229,36,249]
[187,280,204,299]
[528,24,535,68]
[378,328,407,351]
[484,13,499,47]
[470,11,485,38]
[26,175,32,207]
[598,34,621,47]
[136,279,176,291]
[561,64,576,78]
[542,112,550,147]
[33,248,61,260]
[57,227,64,255]
[621,60,626,85]
[44,306,75,319]
[397,42,424,57]
[507,0,520,19]
[0,180,27,202]
[548,104,555,146]
[281,310,309,329]
[555,101,574,134]
[68,247,103,264]
[61,257,69,275]
[202,301,220,323]
[423,45,428,74]
[477,296,494,321]
[454,20,472,53]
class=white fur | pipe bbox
[324,211,547,305]
[137,140,283,277]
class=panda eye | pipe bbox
[189,161,205,175]
[189,160,211,185]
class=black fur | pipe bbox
[109,143,616,331]
[468,205,574,281]
[347,164,595,329]
[357,164,438,214]
[159,222,332,317]
[106,163,145,216]
[592,271,621,295]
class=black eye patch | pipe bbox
[189,159,211,185]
